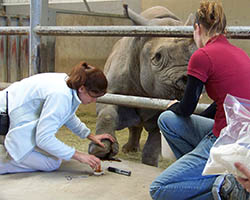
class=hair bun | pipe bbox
[81,62,90,69]
[195,0,226,35]
[81,62,95,71]
[209,6,215,22]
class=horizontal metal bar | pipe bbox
[97,93,209,113]
[226,26,250,39]
[1,25,250,39]
[34,25,194,37]
[34,25,250,39]
[0,26,29,35]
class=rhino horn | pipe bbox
[184,13,195,26]
[123,4,182,26]
[123,4,149,25]
[140,6,180,21]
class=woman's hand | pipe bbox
[235,162,250,192]
[87,133,115,148]
[72,150,100,169]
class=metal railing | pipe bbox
[1,25,250,39]
[0,26,29,35]
[96,93,209,114]
[34,25,250,39]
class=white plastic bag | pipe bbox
[202,94,250,178]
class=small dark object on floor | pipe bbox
[107,167,131,176]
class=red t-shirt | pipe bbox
[188,35,250,137]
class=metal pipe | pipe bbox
[97,93,209,113]
[34,25,193,37]
[83,0,91,12]
[0,26,29,35]
[226,26,250,39]
[34,25,250,39]
[29,0,42,75]
[1,25,250,39]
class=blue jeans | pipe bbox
[150,111,218,200]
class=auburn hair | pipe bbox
[66,61,107,94]
[194,0,226,36]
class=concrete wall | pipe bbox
[50,0,141,15]
[55,14,132,73]
[141,0,250,26]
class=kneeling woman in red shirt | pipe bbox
[150,1,250,200]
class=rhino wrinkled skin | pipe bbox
[88,5,197,166]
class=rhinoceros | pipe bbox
[88,5,197,166]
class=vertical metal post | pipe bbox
[29,0,48,76]
[0,16,7,82]
[20,17,29,79]
[8,16,20,82]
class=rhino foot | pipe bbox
[142,156,158,167]
[88,139,119,159]
[122,142,140,153]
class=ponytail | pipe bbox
[66,61,107,94]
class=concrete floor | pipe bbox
[0,159,163,200]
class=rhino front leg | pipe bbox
[88,104,119,159]
[142,129,161,167]
[122,125,143,153]
[142,116,162,167]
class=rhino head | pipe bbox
[123,5,197,100]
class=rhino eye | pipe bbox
[155,52,161,61]
[152,50,169,69]
[152,52,162,66]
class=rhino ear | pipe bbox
[184,13,194,26]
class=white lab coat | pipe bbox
[0,73,90,163]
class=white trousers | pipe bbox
[0,145,62,175]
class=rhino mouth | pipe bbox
[176,74,188,90]
[166,64,187,85]
[172,75,187,100]
[172,70,188,100]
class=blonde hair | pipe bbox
[194,0,226,36]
